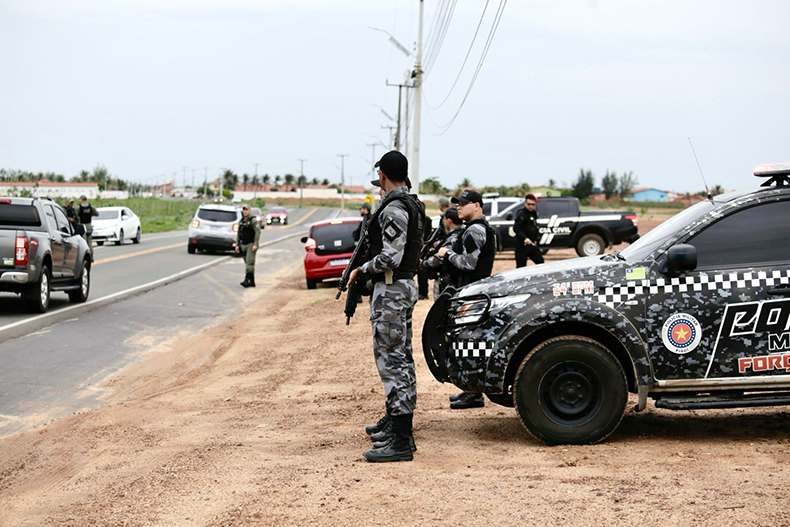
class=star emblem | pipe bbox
[673,324,690,343]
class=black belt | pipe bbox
[370,270,416,283]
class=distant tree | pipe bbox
[322,178,330,186]
[602,171,619,200]
[548,178,556,188]
[262,174,271,186]
[455,177,472,194]
[310,177,319,185]
[572,169,595,199]
[284,173,295,190]
[242,173,250,189]
[420,177,443,195]
[711,184,724,196]
[274,174,282,187]
[222,169,238,191]
[297,175,307,188]
[618,171,638,199]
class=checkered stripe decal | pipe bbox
[595,270,790,308]
[451,341,493,358]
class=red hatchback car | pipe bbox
[301,217,361,289]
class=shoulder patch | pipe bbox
[383,220,402,242]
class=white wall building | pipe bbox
[0,181,100,199]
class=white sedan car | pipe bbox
[93,206,142,246]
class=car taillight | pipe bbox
[0,199,11,204]
[15,236,28,265]
[191,219,200,228]
[305,237,316,251]
[233,223,239,232]
[624,214,638,227]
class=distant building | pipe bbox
[630,187,669,202]
[0,181,100,199]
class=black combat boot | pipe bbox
[372,434,417,452]
[240,273,251,287]
[364,413,414,462]
[450,392,485,409]
[369,419,393,442]
[449,392,464,402]
[365,413,390,435]
[248,273,256,287]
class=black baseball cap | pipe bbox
[443,206,461,224]
[451,189,483,207]
[371,150,411,188]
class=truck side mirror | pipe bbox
[666,244,697,274]
[300,236,308,243]
[506,213,513,220]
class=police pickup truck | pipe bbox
[423,163,790,445]
[490,196,639,256]
[0,197,92,312]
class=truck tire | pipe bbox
[513,336,627,445]
[576,233,605,257]
[68,261,91,303]
[187,244,196,254]
[24,265,51,313]
[116,229,124,246]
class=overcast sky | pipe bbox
[1,0,788,192]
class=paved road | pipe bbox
[0,207,333,338]
[0,207,339,437]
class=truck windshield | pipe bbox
[0,204,42,227]
[197,209,238,222]
[620,199,716,261]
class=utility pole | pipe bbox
[297,158,307,209]
[411,0,425,195]
[203,167,208,201]
[182,166,187,190]
[253,163,260,200]
[381,125,397,149]
[219,169,224,200]
[386,81,410,151]
[191,169,196,190]
[337,154,348,211]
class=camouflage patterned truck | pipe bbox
[423,164,790,445]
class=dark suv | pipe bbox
[423,163,790,445]
[0,197,92,312]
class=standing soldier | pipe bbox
[420,206,464,299]
[418,196,450,300]
[235,204,261,288]
[64,198,79,225]
[347,150,424,463]
[437,189,496,409]
[513,193,544,268]
[352,203,371,242]
[77,195,99,258]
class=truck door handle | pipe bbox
[768,287,790,296]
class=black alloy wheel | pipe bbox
[513,336,627,445]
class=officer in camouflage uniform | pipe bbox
[235,204,261,288]
[438,189,496,409]
[420,206,464,299]
[347,150,424,463]
[64,199,79,225]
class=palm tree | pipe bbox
[321,178,329,186]
[251,175,259,199]
[310,177,319,185]
[242,173,250,190]
[284,174,295,191]
[548,178,556,189]
[262,174,271,187]
[274,175,282,189]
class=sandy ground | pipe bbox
[2,216,790,526]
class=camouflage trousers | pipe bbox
[239,243,257,273]
[369,278,418,416]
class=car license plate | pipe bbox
[208,224,223,229]
[330,258,350,267]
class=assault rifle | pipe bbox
[336,221,370,325]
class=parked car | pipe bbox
[250,207,264,225]
[489,196,639,256]
[300,217,361,289]
[423,162,790,445]
[0,197,92,312]
[266,207,289,225]
[93,206,142,246]
[187,204,241,254]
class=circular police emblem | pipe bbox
[662,313,702,355]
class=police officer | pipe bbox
[347,150,424,463]
[513,193,544,268]
[352,203,371,242]
[420,206,464,300]
[437,189,496,409]
[64,199,79,225]
[78,195,99,258]
[235,204,261,288]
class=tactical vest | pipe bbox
[368,190,425,282]
[78,203,94,224]
[445,216,496,287]
[238,217,256,244]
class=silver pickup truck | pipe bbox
[0,197,92,312]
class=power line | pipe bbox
[424,0,491,109]
[424,0,457,74]
[426,0,508,135]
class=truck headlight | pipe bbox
[448,295,491,326]
[490,294,532,311]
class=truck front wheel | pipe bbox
[576,233,605,256]
[24,265,51,313]
[513,336,627,445]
